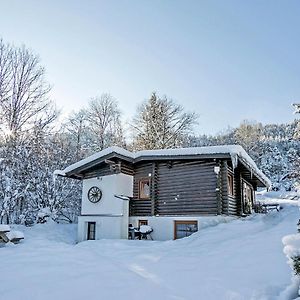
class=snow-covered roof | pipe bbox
[55,145,271,187]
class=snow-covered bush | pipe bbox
[292,255,300,276]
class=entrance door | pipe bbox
[87,222,96,240]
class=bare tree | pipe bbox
[0,39,56,141]
[234,120,263,152]
[131,92,198,150]
[85,93,125,150]
[63,109,89,160]
[0,39,13,106]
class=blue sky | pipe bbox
[1,0,300,134]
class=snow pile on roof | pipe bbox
[56,145,271,186]
[6,230,24,241]
[0,225,11,232]
[53,169,66,177]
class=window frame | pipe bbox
[138,178,151,200]
[87,221,96,240]
[242,180,254,214]
[227,173,234,196]
[138,220,148,227]
[174,220,198,240]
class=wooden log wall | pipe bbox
[234,168,243,216]
[130,160,219,216]
[81,157,252,217]
[220,161,238,216]
[156,160,218,216]
[82,160,134,179]
[130,162,153,216]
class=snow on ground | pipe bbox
[0,194,299,300]
[257,190,300,206]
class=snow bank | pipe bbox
[256,190,299,207]
[1,199,298,300]
[57,145,271,187]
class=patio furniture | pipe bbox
[139,225,153,240]
[128,224,141,240]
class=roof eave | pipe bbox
[237,156,271,188]
[64,152,133,178]
[133,153,231,163]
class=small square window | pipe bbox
[139,220,148,227]
[139,179,150,199]
[174,221,198,240]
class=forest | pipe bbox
[0,39,299,224]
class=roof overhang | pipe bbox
[54,145,271,188]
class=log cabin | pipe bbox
[55,145,271,241]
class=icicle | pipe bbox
[230,153,238,169]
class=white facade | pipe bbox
[129,215,234,241]
[78,173,133,242]
[77,173,235,242]
[77,172,234,242]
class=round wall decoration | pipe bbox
[87,186,102,203]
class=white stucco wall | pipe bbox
[129,215,235,241]
[81,174,132,215]
[78,173,133,242]
[78,215,124,241]
[77,173,234,242]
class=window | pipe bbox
[139,179,150,199]
[87,222,96,240]
[139,220,148,227]
[227,173,234,196]
[243,182,253,214]
[174,221,198,240]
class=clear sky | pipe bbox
[1,0,300,134]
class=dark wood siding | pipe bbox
[157,160,218,216]
[234,167,243,216]
[221,162,259,216]
[82,157,256,217]
[220,161,238,216]
[82,163,113,178]
[130,160,219,216]
[120,161,134,176]
[227,171,238,216]
[82,161,134,179]
[130,162,152,216]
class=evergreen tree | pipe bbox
[132,92,198,150]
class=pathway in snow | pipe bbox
[0,204,298,300]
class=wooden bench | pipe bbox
[254,203,281,213]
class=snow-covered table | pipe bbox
[0,225,11,243]
[0,225,24,244]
